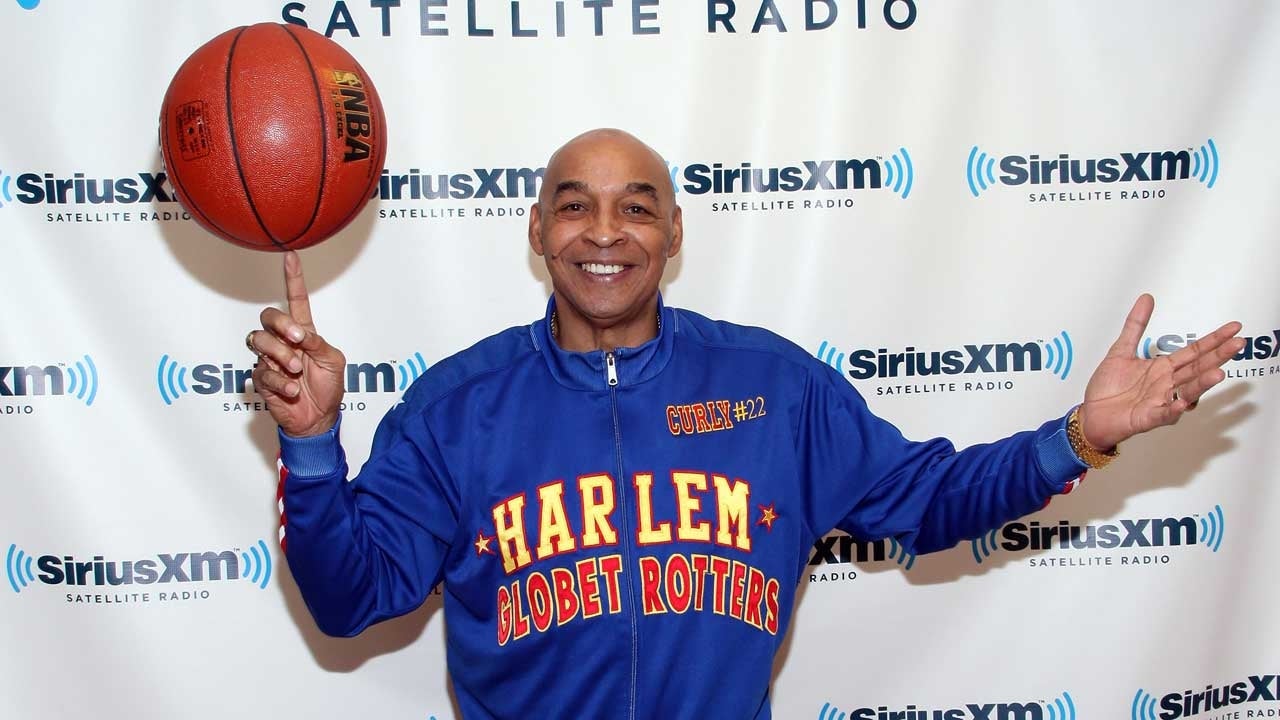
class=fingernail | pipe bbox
[289,327,305,342]
[289,356,303,373]
[287,382,300,398]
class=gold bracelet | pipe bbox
[1067,406,1119,469]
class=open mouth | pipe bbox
[579,262,627,276]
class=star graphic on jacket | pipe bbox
[757,503,779,531]
[474,530,494,556]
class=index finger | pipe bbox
[283,250,316,331]
[1168,319,1244,371]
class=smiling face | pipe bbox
[529,129,683,351]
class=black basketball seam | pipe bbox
[225,26,287,251]
[327,65,383,242]
[161,34,246,247]
[281,24,327,248]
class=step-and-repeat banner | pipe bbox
[3,1,1277,718]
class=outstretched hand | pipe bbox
[1078,294,1244,452]
[247,251,347,438]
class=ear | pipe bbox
[528,202,545,256]
[668,205,683,257]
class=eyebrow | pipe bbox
[625,182,659,199]
[551,180,589,199]
[550,180,661,201]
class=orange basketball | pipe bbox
[159,23,386,251]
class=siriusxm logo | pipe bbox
[14,0,39,9]
[819,691,1075,720]
[0,356,98,406]
[809,533,915,571]
[967,139,1219,197]
[0,170,176,206]
[669,150,913,199]
[972,505,1225,564]
[378,167,543,201]
[1139,328,1280,362]
[815,331,1074,381]
[1133,675,1280,719]
[155,353,427,405]
[6,539,273,593]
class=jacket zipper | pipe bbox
[606,350,637,719]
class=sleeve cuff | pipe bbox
[1033,410,1090,490]
[278,414,343,477]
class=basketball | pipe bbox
[159,23,386,251]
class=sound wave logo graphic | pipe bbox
[1137,336,1157,360]
[156,354,190,405]
[881,147,914,199]
[1191,138,1220,189]
[1200,504,1225,553]
[972,527,1002,564]
[5,544,36,594]
[240,539,273,589]
[14,0,41,10]
[67,354,99,406]
[667,163,680,194]
[397,352,428,391]
[1045,692,1077,720]
[0,168,13,208]
[887,537,916,571]
[1132,689,1158,720]
[1043,331,1073,380]
[966,146,998,197]
[817,702,846,720]
[816,340,844,374]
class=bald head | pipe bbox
[539,128,676,210]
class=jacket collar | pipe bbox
[531,293,677,391]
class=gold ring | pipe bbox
[245,330,257,355]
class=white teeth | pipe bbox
[581,263,624,275]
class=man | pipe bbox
[247,129,1243,719]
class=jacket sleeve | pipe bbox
[277,402,460,637]
[796,361,1088,555]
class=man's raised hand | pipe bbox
[247,251,346,437]
[1078,294,1244,453]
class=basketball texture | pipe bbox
[159,23,386,251]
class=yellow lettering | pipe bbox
[673,471,711,542]
[578,474,618,548]
[535,482,576,560]
[634,472,672,545]
[713,474,752,551]
[493,495,532,574]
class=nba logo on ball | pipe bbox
[158,23,388,252]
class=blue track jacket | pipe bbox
[278,296,1088,720]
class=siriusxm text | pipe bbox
[34,552,238,586]
[187,362,406,394]
[847,343,1044,380]
[998,151,1191,186]
[998,518,1198,552]
[12,172,174,205]
[1157,674,1280,719]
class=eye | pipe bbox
[624,204,653,216]
[559,201,587,213]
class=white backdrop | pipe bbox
[2,1,1278,718]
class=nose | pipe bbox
[585,207,624,247]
